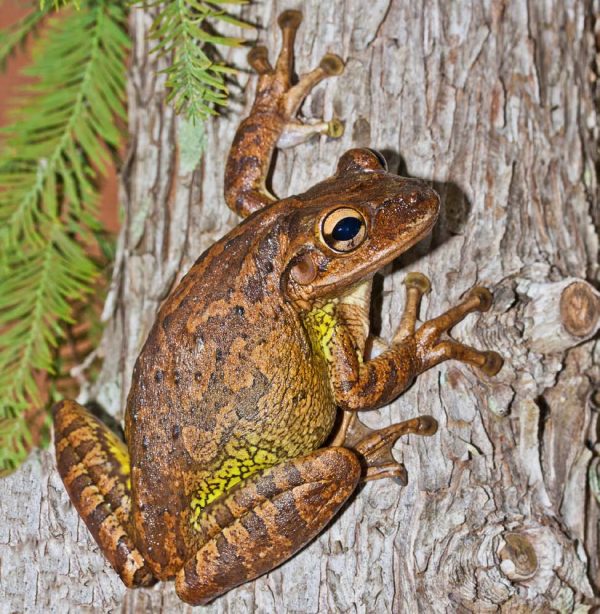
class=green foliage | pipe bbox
[142,0,250,121]
[0,1,128,474]
[0,4,49,68]
[40,0,81,9]
[0,0,249,475]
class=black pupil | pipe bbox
[332,216,362,241]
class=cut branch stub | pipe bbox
[498,532,539,582]
[559,282,599,339]
[521,278,600,354]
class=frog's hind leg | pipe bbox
[175,447,360,605]
[53,400,155,587]
[341,413,438,485]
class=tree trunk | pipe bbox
[2,1,599,612]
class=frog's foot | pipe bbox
[248,10,344,140]
[53,400,156,588]
[175,447,360,605]
[277,117,344,149]
[340,412,438,484]
[393,272,504,376]
[226,10,344,216]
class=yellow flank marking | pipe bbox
[106,435,131,477]
[303,301,337,362]
[189,442,279,531]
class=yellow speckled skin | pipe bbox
[53,10,503,606]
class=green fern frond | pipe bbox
[0,223,98,407]
[142,0,249,121]
[0,3,128,248]
[40,0,81,9]
[0,1,128,472]
[0,5,49,69]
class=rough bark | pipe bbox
[1,1,599,612]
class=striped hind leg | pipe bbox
[53,400,155,587]
[176,447,361,605]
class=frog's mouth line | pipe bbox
[394,215,438,253]
[292,228,436,305]
[283,201,439,306]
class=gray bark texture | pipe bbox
[1,1,600,612]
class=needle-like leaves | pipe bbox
[141,0,249,121]
[0,4,49,68]
[0,0,249,474]
[0,1,128,473]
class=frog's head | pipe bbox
[282,148,440,306]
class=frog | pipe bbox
[53,10,503,606]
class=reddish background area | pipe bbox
[1,3,122,445]
[0,2,120,233]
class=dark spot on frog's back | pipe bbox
[255,472,278,499]
[215,536,245,583]
[155,370,164,383]
[162,313,173,332]
[244,277,265,303]
[243,232,281,303]
[172,424,181,439]
[234,305,245,316]
[257,233,280,270]
[273,492,308,536]
[199,411,217,433]
[234,371,269,420]
[238,120,261,135]
[281,462,303,487]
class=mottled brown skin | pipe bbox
[53,10,503,606]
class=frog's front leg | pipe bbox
[327,274,503,477]
[225,10,344,217]
[328,273,503,413]
[175,447,361,605]
[53,400,156,588]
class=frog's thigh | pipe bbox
[176,447,361,605]
[53,400,155,587]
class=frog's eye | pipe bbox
[321,207,367,252]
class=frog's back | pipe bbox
[124,210,336,578]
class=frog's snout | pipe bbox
[395,181,440,238]
[366,180,440,257]
[406,183,440,220]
